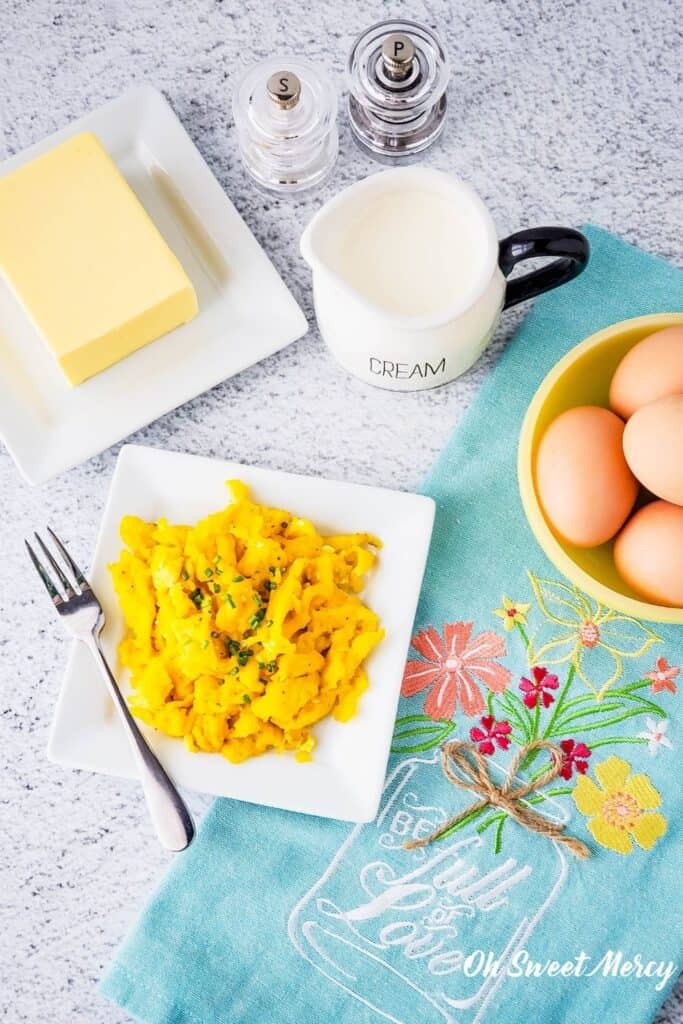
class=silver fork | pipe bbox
[27,527,195,852]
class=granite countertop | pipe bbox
[1,1,681,1021]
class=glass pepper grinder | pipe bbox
[232,57,338,192]
[347,19,450,160]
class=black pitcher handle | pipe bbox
[499,227,589,309]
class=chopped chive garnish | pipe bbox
[265,619,273,627]
[238,649,252,666]
[230,667,239,676]
[213,583,221,594]
[181,569,189,581]
[232,575,244,583]
[226,594,236,608]
[226,639,240,656]
[267,661,277,673]
[242,694,252,704]
[204,567,213,578]
[264,580,277,591]
[268,566,276,575]
[252,593,262,606]
[248,608,266,629]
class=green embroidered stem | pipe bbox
[493,816,506,854]
[526,760,557,785]
[391,715,456,754]
[433,806,487,842]
[526,786,573,804]
[476,812,506,834]
[541,663,576,740]
[608,691,668,716]
[588,736,648,750]
[519,701,542,770]
[558,692,615,711]
[520,665,573,771]
[552,701,629,729]
[515,621,530,650]
[614,678,653,694]
[548,708,657,736]
[555,679,655,714]
[499,691,534,741]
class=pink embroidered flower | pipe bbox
[579,620,600,648]
[519,665,559,709]
[645,657,679,695]
[469,715,513,755]
[402,622,512,720]
[558,738,591,780]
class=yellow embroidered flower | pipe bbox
[573,756,667,855]
[494,596,531,632]
[527,573,661,698]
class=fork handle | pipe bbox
[86,636,195,851]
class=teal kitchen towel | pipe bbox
[101,226,683,1024]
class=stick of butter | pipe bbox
[0,132,198,385]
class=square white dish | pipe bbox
[48,444,435,822]
[0,85,307,485]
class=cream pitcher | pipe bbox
[300,167,589,391]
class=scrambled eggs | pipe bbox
[109,481,383,762]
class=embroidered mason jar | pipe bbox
[288,750,570,1024]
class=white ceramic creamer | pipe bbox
[300,167,589,391]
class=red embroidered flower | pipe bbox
[519,666,559,708]
[558,738,591,780]
[469,715,513,755]
[645,657,679,695]
[401,622,512,720]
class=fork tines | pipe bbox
[26,527,90,607]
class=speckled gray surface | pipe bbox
[1,1,681,1022]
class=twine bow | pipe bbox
[404,739,590,859]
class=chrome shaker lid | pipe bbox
[233,57,338,192]
[347,19,450,160]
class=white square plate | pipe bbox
[0,86,307,485]
[48,445,435,822]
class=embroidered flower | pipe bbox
[527,573,661,698]
[573,755,667,854]
[469,715,513,755]
[637,717,673,756]
[402,622,512,720]
[645,657,679,695]
[519,666,559,708]
[494,596,531,632]
[558,738,591,780]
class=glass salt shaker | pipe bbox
[232,57,338,192]
[347,19,450,160]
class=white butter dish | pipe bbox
[0,85,307,485]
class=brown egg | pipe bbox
[609,325,683,419]
[623,394,683,506]
[535,406,638,547]
[614,500,683,607]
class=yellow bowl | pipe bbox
[518,312,683,625]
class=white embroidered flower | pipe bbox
[637,717,673,756]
